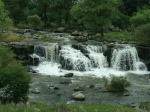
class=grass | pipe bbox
[0,33,25,42]
[0,101,147,112]
[41,36,52,42]
[96,32,150,46]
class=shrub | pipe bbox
[28,15,43,29]
[135,23,150,39]
[139,101,150,111]
[41,36,52,42]
[104,76,131,92]
[0,45,30,103]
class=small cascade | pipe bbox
[111,46,147,71]
[59,45,91,71]
[33,44,58,64]
[85,45,108,68]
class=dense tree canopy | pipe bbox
[0,0,12,27]
[71,0,118,37]
[0,0,149,33]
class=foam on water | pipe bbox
[32,61,149,78]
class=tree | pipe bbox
[2,0,29,26]
[0,0,12,28]
[119,0,150,16]
[71,0,117,37]
[28,15,43,29]
[0,45,30,103]
[130,6,150,27]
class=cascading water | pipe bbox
[85,45,108,68]
[31,44,148,77]
[111,46,147,71]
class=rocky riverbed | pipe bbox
[29,72,150,108]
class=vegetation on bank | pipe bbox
[0,33,25,43]
[0,0,149,44]
[0,101,147,112]
[0,46,31,103]
[103,76,131,92]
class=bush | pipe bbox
[0,45,30,103]
[135,23,150,39]
[139,101,150,111]
[28,15,43,29]
[104,76,131,92]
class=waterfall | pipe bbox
[85,45,108,68]
[59,45,91,71]
[32,44,148,76]
[111,46,147,71]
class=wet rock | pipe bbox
[72,92,85,101]
[29,55,39,66]
[64,73,74,77]
[74,86,84,91]
[74,36,88,42]
[89,84,95,88]
[123,93,130,96]
[31,88,40,94]
[60,80,71,84]
[49,85,59,90]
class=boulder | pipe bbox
[31,88,40,94]
[74,36,88,42]
[71,31,81,36]
[72,92,85,101]
[64,73,74,77]
[55,27,65,33]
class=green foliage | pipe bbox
[71,0,118,37]
[139,101,150,111]
[0,102,139,112]
[41,36,52,42]
[2,0,29,26]
[0,45,30,103]
[135,23,150,39]
[0,0,13,29]
[28,15,43,29]
[104,76,131,92]
[111,11,130,29]
[130,7,150,28]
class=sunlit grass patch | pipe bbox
[0,33,25,42]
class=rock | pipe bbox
[60,80,71,84]
[55,27,65,33]
[64,73,74,77]
[123,93,130,96]
[74,86,84,91]
[95,33,101,38]
[71,31,81,36]
[89,84,95,88]
[49,86,59,90]
[83,33,88,37]
[29,54,39,66]
[72,92,85,101]
[74,36,88,42]
[31,88,40,94]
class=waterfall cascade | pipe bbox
[31,44,148,76]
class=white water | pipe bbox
[32,45,149,77]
